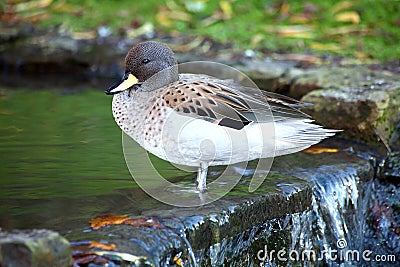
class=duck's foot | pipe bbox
[196,162,209,193]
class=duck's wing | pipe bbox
[157,74,310,130]
[204,75,311,117]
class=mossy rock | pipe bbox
[301,66,400,150]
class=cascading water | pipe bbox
[289,165,374,266]
[198,160,398,266]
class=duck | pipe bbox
[105,41,338,193]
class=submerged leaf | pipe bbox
[89,214,130,229]
[302,146,339,154]
[89,214,163,229]
[90,241,117,251]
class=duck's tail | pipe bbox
[274,119,340,156]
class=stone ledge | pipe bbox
[0,229,71,267]
[63,149,373,266]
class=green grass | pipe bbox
[6,0,400,61]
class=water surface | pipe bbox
[0,88,182,231]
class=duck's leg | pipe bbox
[196,162,208,193]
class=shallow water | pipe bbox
[0,88,178,231]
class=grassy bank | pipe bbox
[2,0,400,61]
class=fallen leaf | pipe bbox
[219,0,232,19]
[166,0,184,12]
[277,1,290,21]
[331,1,354,14]
[23,12,50,23]
[50,0,76,13]
[157,7,173,27]
[335,11,360,24]
[70,30,97,40]
[126,22,154,39]
[167,10,192,22]
[265,25,315,38]
[89,214,130,229]
[202,15,219,27]
[275,53,322,64]
[310,42,341,51]
[325,25,369,36]
[15,0,53,12]
[354,51,368,59]
[289,13,315,24]
[302,146,339,154]
[168,37,203,52]
[250,33,264,48]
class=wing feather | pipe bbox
[155,73,311,130]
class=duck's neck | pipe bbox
[141,65,179,91]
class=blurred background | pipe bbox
[1,0,400,61]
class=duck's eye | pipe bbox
[142,58,151,64]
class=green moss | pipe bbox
[375,90,400,145]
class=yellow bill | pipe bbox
[105,73,139,95]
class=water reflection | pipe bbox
[0,89,163,231]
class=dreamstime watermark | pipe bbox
[256,238,397,264]
[121,61,276,207]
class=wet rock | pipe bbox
[0,228,71,267]
[378,152,400,184]
[365,178,400,261]
[300,66,400,150]
[65,172,313,266]
[64,148,374,266]
[68,223,192,266]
